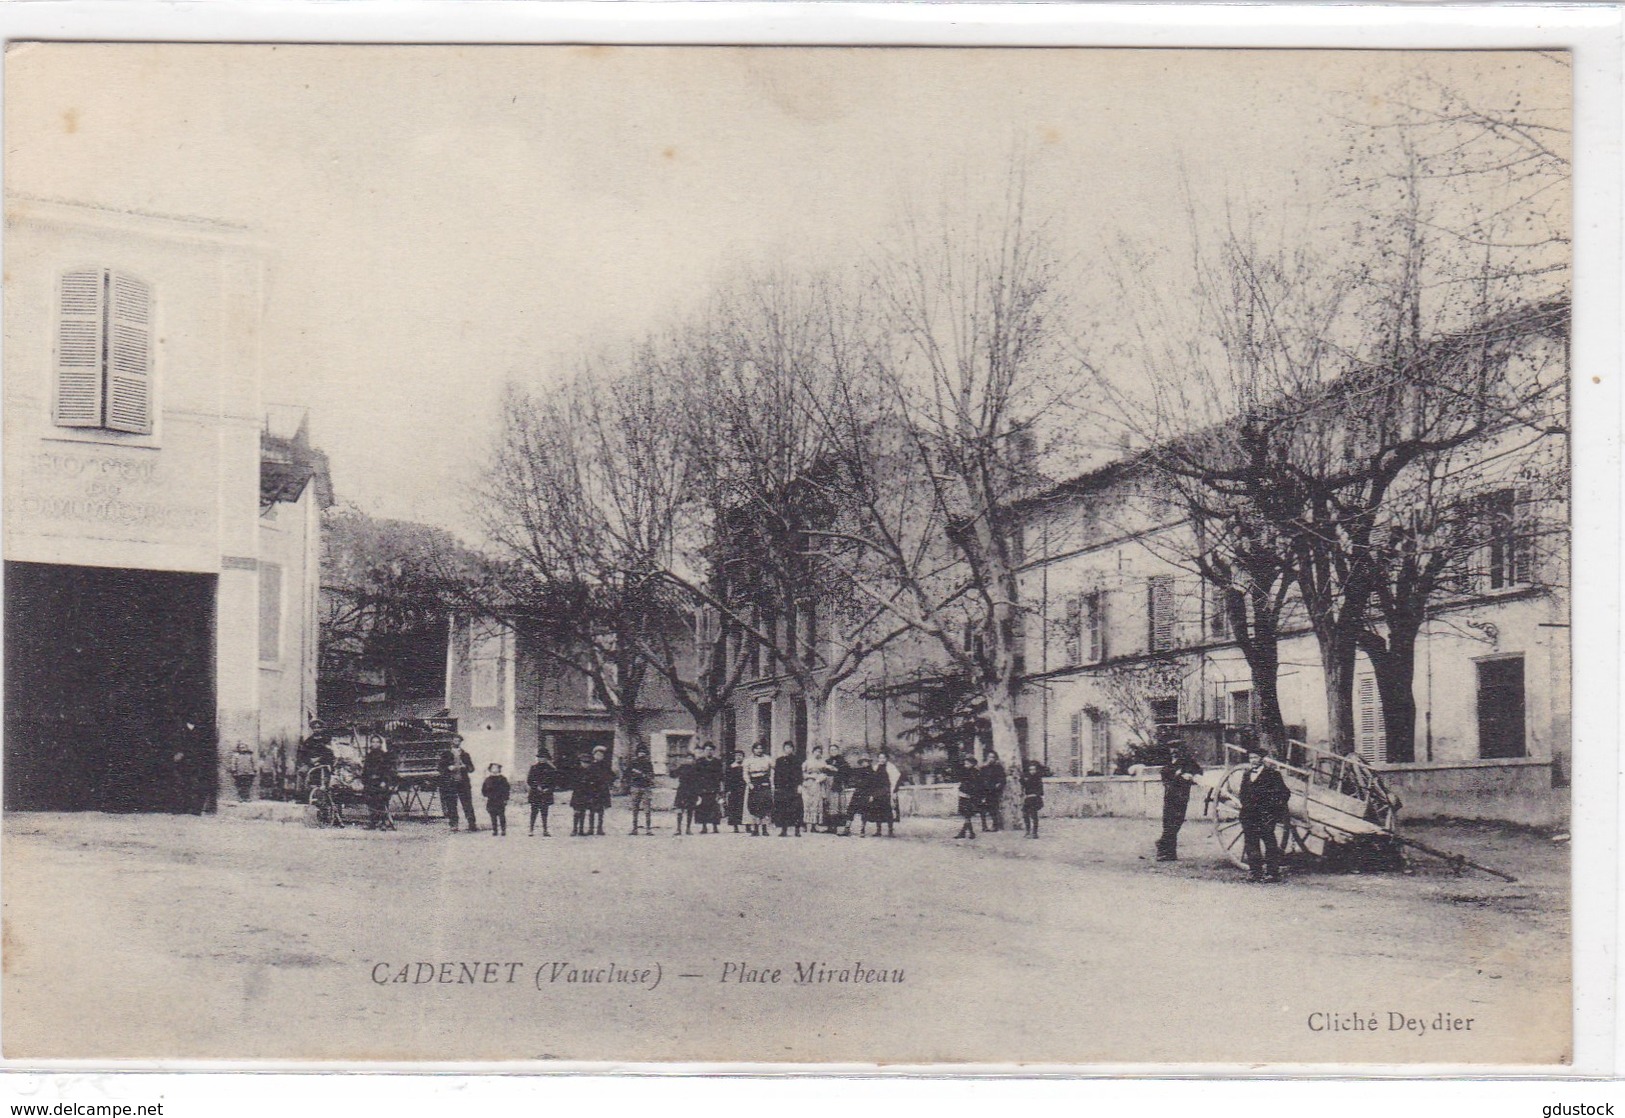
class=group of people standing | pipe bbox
[678,740,905,837]
[462,739,911,840]
[953,750,1049,839]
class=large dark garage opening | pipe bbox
[5,561,217,812]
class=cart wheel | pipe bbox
[1211,767,1249,868]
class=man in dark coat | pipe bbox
[438,738,479,832]
[526,749,557,836]
[362,742,397,830]
[1236,742,1291,882]
[978,749,1008,832]
[1155,741,1204,861]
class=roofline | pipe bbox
[6,195,265,251]
[1014,298,1570,515]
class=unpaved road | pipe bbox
[2,810,1569,1064]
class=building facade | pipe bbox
[3,198,328,811]
[444,615,698,781]
[1012,331,1570,825]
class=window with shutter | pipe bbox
[1063,596,1082,665]
[106,272,152,433]
[54,270,104,427]
[1510,487,1534,587]
[1068,711,1084,777]
[53,269,153,434]
[1086,591,1107,662]
[1147,575,1176,652]
[1356,675,1385,763]
[1089,711,1112,775]
[1208,582,1232,640]
[1230,689,1254,727]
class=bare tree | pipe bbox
[663,273,910,753]
[477,364,692,766]
[808,185,1087,819]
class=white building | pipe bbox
[1013,327,1570,825]
[3,198,328,811]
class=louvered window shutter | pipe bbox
[1069,712,1084,777]
[1063,597,1082,665]
[1511,487,1533,586]
[1148,576,1175,652]
[54,270,105,427]
[105,272,153,434]
[1356,675,1385,763]
[1087,592,1106,663]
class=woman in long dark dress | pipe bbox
[692,742,724,834]
[770,740,804,837]
[844,755,874,836]
[671,752,698,836]
[723,750,747,833]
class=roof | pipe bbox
[1010,299,1570,518]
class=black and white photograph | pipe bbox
[0,39,1589,1066]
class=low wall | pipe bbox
[899,758,1568,828]
[900,775,1200,821]
[1373,757,1566,828]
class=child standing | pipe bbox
[625,744,656,836]
[1020,759,1049,838]
[526,750,556,836]
[569,754,591,836]
[482,763,510,837]
[671,751,698,836]
[955,755,981,839]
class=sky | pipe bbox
[4,45,1568,536]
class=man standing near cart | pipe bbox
[1154,740,1203,861]
[1237,741,1291,882]
[438,736,479,832]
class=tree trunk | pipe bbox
[982,682,1026,826]
[1319,632,1359,755]
[1245,638,1288,752]
[613,705,642,774]
[1367,631,1419,764]
[810,687,836,755]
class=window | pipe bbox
[1481,490,1531,591]
[1088,711,1111,776]
[54,269,154,435]
[1067,711,1112,777]
[258,562,282,663]
[1150,696,1180,728]
[1230,689,1254,727]
[1067,592,1107,665]
[1476,657,1526,759]
[756,702,773,749]
[1147,575,1176,652]
[1356,676,1386,763]
[1208,582,1232,640]
[1449,489,1533,595]
[662,732,694,772]
[1085,591,1106,663]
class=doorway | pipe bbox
[5,561,217,812]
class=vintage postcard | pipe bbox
[1,41,1585,1066]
